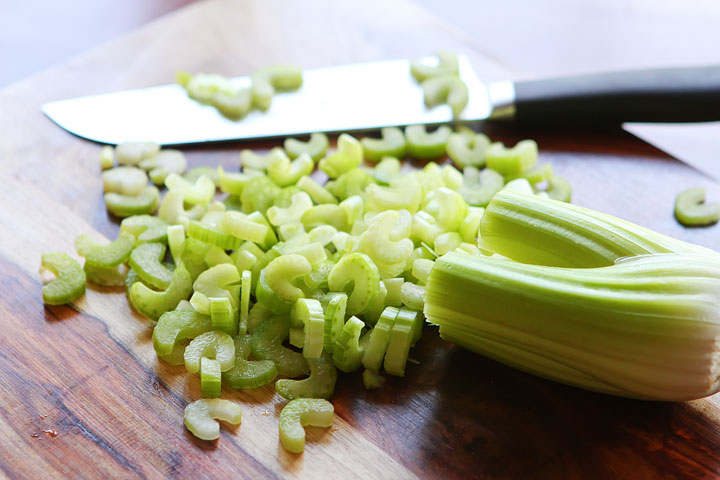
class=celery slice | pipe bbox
[223,335,278,388]
[383,309,417,376]
[362,306,399,371]
[105,186,159,218]
[547,176,572,203]
[485,140,538,176]
[128,243,173,290]
[184,330,235,373]
[362,369,386,390]
[165,174,215,205]
[179,237,210,282]
[410,50,459,82]
[447,130,490,168]
[267,192,313,226]
[301,204,349,232]
[400,282,425,310]
[328,253,380,315]
[384,278,404,307]
[264,254,312,304]
[251,64,303,110]
[116,141,160,166]
[153,309,212,357]
[184,399,242,441]
[319,134,363,179]
[213,88,252,119]
[278,398,334,454]
[405,125,451,159]
[459,206,485,243]
[221,211,269,243]
[239,270,251,334]
[40,252,86,305]
[99,145,114,170]
[129,264,192,321]
[102,166,148,196]
[285,133,329,161]
[200,357,222,398]
[322,293,347,354]
[120,215,169,245]
[241,176,281,214]
[210,297,237,335]
[325,168,375,201]
[674,187,720,226]
[250,315,309,378]
[421,75,468,117]
[185,167,220,186]
[459,167,503,207]
[187,220,241,250]
[371,156,402,184]
[268,150,314,187]
[75,232,134,268]
[247,302,272,334]
[297,175,338,204]
[361,127,407,163]
[332,316,367,373]
[276,353,337,400]
[139,150,187,185]
[83,263,128,287]
[356,210,414,266]
[191,263,241,314]
[289,327,305,348]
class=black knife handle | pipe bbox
[512,65,720,125]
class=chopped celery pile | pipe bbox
[42,56,720,452]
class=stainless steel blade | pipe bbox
[42,56,491,146]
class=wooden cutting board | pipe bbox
[1,0,719,478]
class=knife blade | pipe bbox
[43,58,720,146]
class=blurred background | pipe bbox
[2,0,720,88]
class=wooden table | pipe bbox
[1,0,719,478]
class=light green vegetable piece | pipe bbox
[139,150,188,185]
[459,167,504,207]
[362,369,385,390]
[319,134,363,179]
[371,156,402,184]
[356,210,414,267]
[250,315,309,378]
[128,242,173,290]
[421,75,468,117]
[447,130,490,168]
[362,306,399,371]
[332,316,367,373]
[185,166,220,186]
[400,282,425,311]
[276,353,337,400]
[213,88,252,119]
[165,173,215,205]
[361,127,407,163]
[267,192,313,226]
[297,175,338,205]
[184,399,242,441]
[485,140,538,176]
[223,335,278,389]
[184,330,235,373]
[191,263,241,314]
[120,214,169,245]
[83,264,128,287]
[129,264,192,321]
[40,252,86,305]
[75,232,135,267]
[181,72,237,103]
[675,187,720,227]
[410,50,459,82]
[152,309,212,358]
[547,176,572,203]
[99,145,114,170]
[279,398,334,454]
[405,125,451,159]
[328,253,380,316]
[383,308,419,376]
[267,149,314,187]
[251,64,303,110]
[105,186,159,218]
[264,254,313,304]
[200,357,222,398]
[116,141,160,166]
[285,133,329,161]
[291,298,325,358]
[102,166,148,196]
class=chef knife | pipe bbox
[42,56,720,146]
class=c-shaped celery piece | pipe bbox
[139,150,188,185]
[410,50,459,82]
[362,306,399,372]
[284,133,329,161]
[241,176,281,214]
[74,232,135,267]
[129,264,192,321]
[267,150,314,187]
[297,176,338,205]
[267,192,313,226]
[356,211,414,265]
[547,176,572,203]
[165,173,215,205]
[120,214,170,245]
[290,298,325,358]
[325,169,375,202]
[371,156,402,184]
[485,140,538,176]
[128,242,173,290]
[459,167,504,207]
[251,64,303,110]
[383,308,422,376]
[405,125,452,159]
[675,187,720,226]
[332,316,366,373]
[222,335,278,389]
[279,398,334,454]
[116,141,160,166]
[318,134,363,179]
[184,330,235,373]
[40,252,86,305]
[158,190,206,225]
[327,253,380,315]
[361,127,407,163]
[276,352,337,400]
[184,399,242,441]
[322,293,347,354]
[264,254,312,303]
[102,166,148,196]
[200,357,222,398]
[190,263,241,314]
[421,75,468,117]
[447,130,490,168]
[105,186,159,218]
[213,88,252,119]
[422,187,468,232]
[365,176,422,213]
[250,315,309,378]
[153,309,212,357]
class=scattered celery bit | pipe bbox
[276,353,337,400]
[184,399,242,441]
[102,166,148,196]
[485,140,538,177]
[223,335,278,389]
[361,127,407,163]
[251,64,303,110]
[362,369,385,390]
[139,150,188,185]
[410,50,459,82]
[332,316,366,373]
[278,398,334,454]
[105,186,159,217]
[285,133,329,161]
[200,357,222,398]
[40,252,86,305]
[405,125,452,159]
[250,315,309,378]
[319,134,362,179]
[99,145,115,170]
[75,232,134,268]
[129,264,193,321]
[116,141,160,166]
[152,309,212,358]
[674,187,720,227]
[128,243,173,290]
[421,75,468,117]
[447,130,490,168]
[184,330,235,374]
[120,215,169,245]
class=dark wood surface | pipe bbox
[1,0,719,478]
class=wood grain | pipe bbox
[0,0,719,478]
